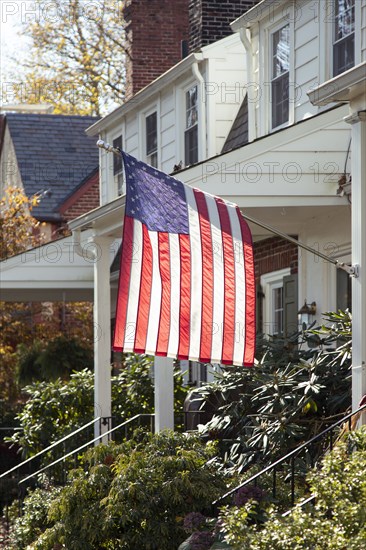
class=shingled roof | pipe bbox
[5,113,99,221]
[221,95,249,154]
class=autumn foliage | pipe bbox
[0,187,93,415]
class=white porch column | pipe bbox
[154,356,174,432]
[346,111,366,412]
[93,235,113,441]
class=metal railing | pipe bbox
[18,413,155,485]
[0,417,100,481]
[0,413,156,543]
[213,402,366,510]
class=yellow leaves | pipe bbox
[0,186,44,260]
[302,398,318,414]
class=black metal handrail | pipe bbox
[213,402,366,507]
[0,417,101,481]
[18,413,155,485]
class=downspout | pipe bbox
[72,228,97,261]
[192,61,208,160]
[239,27,256,142]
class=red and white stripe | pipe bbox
[113,187,255,366]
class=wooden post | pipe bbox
[93,235,113,442]
[346,111,366,413]
[154,356,174,432]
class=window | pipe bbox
[146,111,158,168]
[271,24,290,129]
[113,135,124,195]
[333,0,355,76]
[185,85,198,166]
[261,269,298,336]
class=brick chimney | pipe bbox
[188,0,260,52]
[124,0,189,100]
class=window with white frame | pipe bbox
[112,135,124,195]
[146,111,158,168]
[333,0,355,76]
[184,84,198,166]
[271,24,290,129]
[261,268,291,335]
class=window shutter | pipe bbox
[283,273,298,336]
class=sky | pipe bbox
[1,1,32,106]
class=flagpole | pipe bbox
[242,213,357,277]
[96,140,357,278]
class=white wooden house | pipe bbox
[90,32,247,204]
[85,0,365,341]
[1,0,366,430]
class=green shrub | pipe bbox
[6,485,62,550]
[16,336,93,385]
[10,354,187,458]
[9,431,230,550]
[217,427,366,549]
[198,311,352,472]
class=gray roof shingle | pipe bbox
[221,95,249,154]
[6,113,99,221]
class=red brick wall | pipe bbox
[124,0,189,100]
[254,236,298,285]
[60,171,100,221]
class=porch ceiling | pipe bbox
[242,204,351,241]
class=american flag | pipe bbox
[113,152,255,366]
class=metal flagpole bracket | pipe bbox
[97,139,121,156]
[336,262,359,277]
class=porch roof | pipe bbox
[0,230,96,302]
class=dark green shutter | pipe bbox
[283,274,298,336]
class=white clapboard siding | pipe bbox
[160,88,176,173]
[125,113,139,158]
[294,2,319,122]
[362,1,366,61]
[208,34,246,155]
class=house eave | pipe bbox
[68,194,126,237]
[231,0,271,30]
[307,61,366,106]
[86,53,204,136]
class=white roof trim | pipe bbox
[307,62,366,106]
[0,231,96,302]
[86,53,204,136]
[231,0,272,30]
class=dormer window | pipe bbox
[185,85,198,166]
[271,24,290,129]
[333,0,355,76]
[146,111,158,168]
[113,135,124,195]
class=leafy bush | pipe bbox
[16,336,93,385]
[198,311,352,472]
[217,427,366,549]
[8,431,230,550]
[6,484,62,550]
[10,354,187,458]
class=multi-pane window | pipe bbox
[271,24,290,129]
[146,111,158,168]
[333,0,355,76]
[113,135,124,195]
[185,85,198,166]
